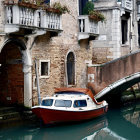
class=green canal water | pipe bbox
[1,102,140,140]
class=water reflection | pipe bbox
[122,103,140,128]
[83,127,127,140]
[107,103,140,140]
[0,117,107,140]
[1,102,140,140]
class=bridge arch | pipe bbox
[95,72,140,99]
[88,50,140,99]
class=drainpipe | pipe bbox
[130,0,135,53]
[130,13,132,53]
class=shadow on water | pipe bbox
[1,102,140,140]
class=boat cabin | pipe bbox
[41,93,102,111]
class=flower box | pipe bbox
[45,8,61,14]
[89,15,101,22]
[89,11,105,22]
[18,2,38,9]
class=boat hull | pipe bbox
[32,105,108,125]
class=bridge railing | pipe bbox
[87,50,140,98]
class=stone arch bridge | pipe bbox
[87,50,140,99]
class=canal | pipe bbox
[0,102,140,140]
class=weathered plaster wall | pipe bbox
[92,9,115,62]
[93,0,140,62]
[0,0,5,33]
[94,0,117,9]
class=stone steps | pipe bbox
[0,106,39,124]
[0,107,21,122]
[0,112,20,120]
[0,107,16,115]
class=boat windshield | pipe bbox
[73,100,87,107]
[54,100,72,107]
[42,99,53,106]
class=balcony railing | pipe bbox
[5,5,62,33]
[137,4,140,21]
[121,0,132,11]
[78,15,99,40]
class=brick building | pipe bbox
[0,0,100,107]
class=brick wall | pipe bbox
[31,0,93,104]
[92,47,113,64]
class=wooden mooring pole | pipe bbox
[35,58,41,105]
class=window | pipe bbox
[121,19,128,44]
[121,12,130,45]
[138,4,140,14]
[79,0,88,15]
[42,99,53,106]
[73,100,87,107]
[44,0,50,4]
[39,60,50,78]
[138,22,140,47]
[54,100,72,107]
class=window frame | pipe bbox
[42,99,53,106]
[39,60,50,78]
[121,19,128,45]
[138,4,140,14]
[54,100,72,108]
[73,100,87,108]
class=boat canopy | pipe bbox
[54,88,104,105]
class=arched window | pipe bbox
[67,52,75,85]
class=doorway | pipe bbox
[0,41,24,106]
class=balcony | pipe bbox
[4,4,62,34]
[137,2,140,21]
[78,15,99,41]
[118,0,132,11]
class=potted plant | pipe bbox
[45,2,70,14]
[4,0,70,14]
[89,10,105,22]
[18,0,38,9]
[83,1,105,22]
[4,0,36,8]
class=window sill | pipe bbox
[67,85,76,87]
[121,44,129,47]
[40,75,50,79]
